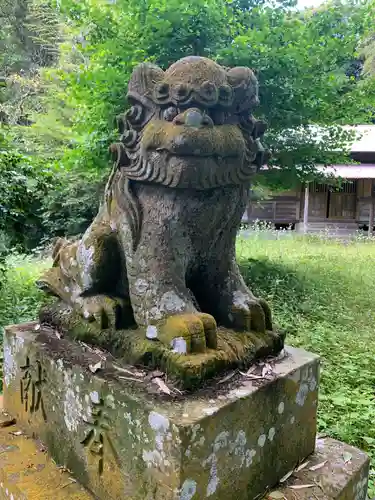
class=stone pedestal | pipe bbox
[274,437,369,500]
[2,323,369,499]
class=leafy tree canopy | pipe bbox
[31,0,375,186]
[1,0,375,247]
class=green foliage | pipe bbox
[0,126,54,249]
[0,0,60,74]
[2,0,375,245]
[31,0,375,195]
[0,253,51,392]
[41,168,107,237]
[0,0,61,127]
[219,0,375,187]
[361,37,375,76]
[237,234,375,496]
[0,253,50,329]
[359,0,375,76]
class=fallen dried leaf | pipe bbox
[153,377,172,395]
[89,361,102,373]
[0,418,16,428]
[118,376,144,383]
[147,370,164,379]
[288,484,315,490]
[267,491,286,499]
[113,364,145,378]
[309,460,327,471]
[218,371,236,384]
[246,365,258,375]
[239,372,268,380]
[295,460,310,472]
[279,469,294,483]
[343,452,352,464]
[92,347,107,359]
[61,478,77,489]
[10,430,23,436]
[79,341,94,351]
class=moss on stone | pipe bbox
[40,301,285,390]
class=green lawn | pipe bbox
[238,234,375,495]
[1,237,375,495]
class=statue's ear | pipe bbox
[226,67,259,113]
[124,63,164,132]
[127,63,164,106]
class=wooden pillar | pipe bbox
[247,190,253,223]
[303,183,309,233]
[247,203,252,224]
[369,180,374,236]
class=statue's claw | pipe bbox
[80,295,125,330]
[152,313,217,354]
[229,295,272,333]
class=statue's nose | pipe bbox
[173,108,213,128]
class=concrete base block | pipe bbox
[3,323,321,499]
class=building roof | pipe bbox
[318,125,375,177]
[316,164,375,179]
[343,125,375,153]
[260,125,375,179]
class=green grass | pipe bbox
[238,234,375,495]
[0,254,51,326]
[1,239,375,495]
[0,254,51,392]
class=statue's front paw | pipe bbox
[229,292,272,333]
[80,295,126,329]
[149,313,217,354]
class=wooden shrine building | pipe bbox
[246,126,375,234]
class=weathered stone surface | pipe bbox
[0,404,92,499]
[4,323,318,500]
[37,56,281,381]
[268,437,369,500]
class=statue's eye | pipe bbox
[163,107,178,122]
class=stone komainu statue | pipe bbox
[38,56,275,357]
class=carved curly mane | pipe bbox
[105,58,269,250]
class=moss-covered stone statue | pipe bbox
[38,57,284,387]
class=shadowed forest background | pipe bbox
[1,0,375,495]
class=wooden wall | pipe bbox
[247,188,300,223]
[246,179,375,225]
[357,179,373,223]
